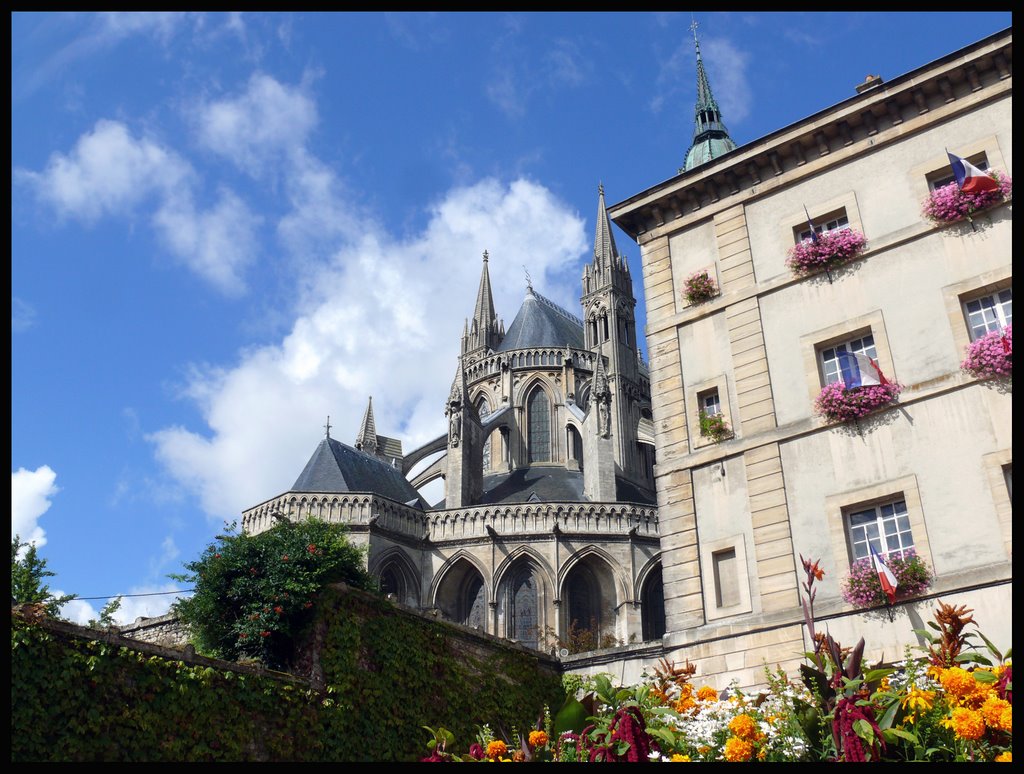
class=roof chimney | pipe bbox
[856,74,884,94]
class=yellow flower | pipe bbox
[901,687,936,722]
[528,730,548,748]
[940,667,979,700]
[723,736,754,762]
[944,707,986,740]
[487,740,508,760]
[697,685,719,702]
[981,696,1011,729]
[728,714,758,740]
[670,754,691,762]
[998,706,1012,733]
[994,751,1012,762]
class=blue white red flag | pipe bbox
[946,151,1000,194]
[870,545,898,605]
[836,350,889,389]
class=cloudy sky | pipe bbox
[11,12,1012,624]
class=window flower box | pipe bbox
[698,409,731,442]
[922,171,1012,225]
[841,548,932,608]
[785,228,868,276]
[961,324,1011,380]
[813,381,902,424]
[682,270,719,306]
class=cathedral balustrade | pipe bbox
[241,491,429,538]
[426,502,658,542]
[464,348,597,384]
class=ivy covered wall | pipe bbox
[11,584,564,762]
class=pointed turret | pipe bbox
[355,396,379,456]
[680,19,738,173]
[462,250,504,356]
[593,183,620,272]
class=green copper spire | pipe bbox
[681,18,737,173]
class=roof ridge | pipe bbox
[531,288,584,328]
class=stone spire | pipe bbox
[463,250,503,355]
[681,18,738,173]
[355,396,378,455]
[593,182,622,273]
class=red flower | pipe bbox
[260,631,270,637]
[274,606,283,614]
[303,601,313,609]
[239,633,248,639]
[214,553,221,558]
[307,543,317,553]
[282,554,289,561]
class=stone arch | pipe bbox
[558,547,623,649]
[371,547,421,608]
[636,557,666,643]
[525,381,553,463]
[433,552,489,630]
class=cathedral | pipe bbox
[242,185,664,652]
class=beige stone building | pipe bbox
[606,27,1012,688]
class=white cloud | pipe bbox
[196,73,318,176]
[18,120,260,295]
[11,465,59,547]
[12,297,37,332]
[150,177,587,520]
[18,119,191,223]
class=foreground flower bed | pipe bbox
[422,558,1012,763]
[962,325,1012,380]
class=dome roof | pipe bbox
[291,437,425,507]
[495,288,584,352]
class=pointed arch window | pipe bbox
[508,565,538,648]
[641,565,666,641]
[460,574,486,630]
[528,386,551,463]
[476,396,491,471]
[566,564,601,637]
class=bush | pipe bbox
[171,519,373,669]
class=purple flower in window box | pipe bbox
[682,270,719,306]
[961,324,1012,380]
[786,227,868,276]
[921,171,1012,225]
[813,381,903,424]
[841,548,932,607]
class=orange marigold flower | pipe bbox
[650,688,670,705]
[941,667,979,700]
[981,696,1012,728]
[994,751,1012,762]
[528,730,548,748]
[486,740,507,759]
[697,685,719,702]
[728,714,758,740]
[998,706,1012,734]
[670,754,690,762]
[723,736,754,762]
[945,707,986,740]
[674,696,696,714]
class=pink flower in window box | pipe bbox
[813,380,903,424]
[921,171,1012,225]
[786,228,868,275]
[961,324,1012,380]
[841,548,932,607]
[682,270,719,306]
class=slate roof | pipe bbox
[495,288,585,352]
[431,466,656,508]
[292,437,426,507]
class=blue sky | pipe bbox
[11,12,1013,624]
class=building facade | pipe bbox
[608,27,1012,688]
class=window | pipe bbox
[508,565,538,648]
[819,333,877,385]
[846,498,915,561]
[963,288,1012,340]
[797,210,850,243]
[527,386,551,462]
[929,153,989,191]
[641,566,666,641]
[700,389,722,417]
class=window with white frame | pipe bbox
[963,288,1012,341]
[846,498,915,561]
[797,211,850,243]
[929,154,989,191]
[819,333,877,386]
[699,389,722,417]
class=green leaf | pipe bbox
[972,669,997,684]
[884,727,920,745]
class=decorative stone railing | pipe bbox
[243,492,658,544]
[463,347,596,383]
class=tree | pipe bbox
[11,535,78,617]
[87,596,123,629]
[170,518,374,669]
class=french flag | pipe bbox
[946,151,1000,194]
[836,350,889,389]
[870,545,898,605]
